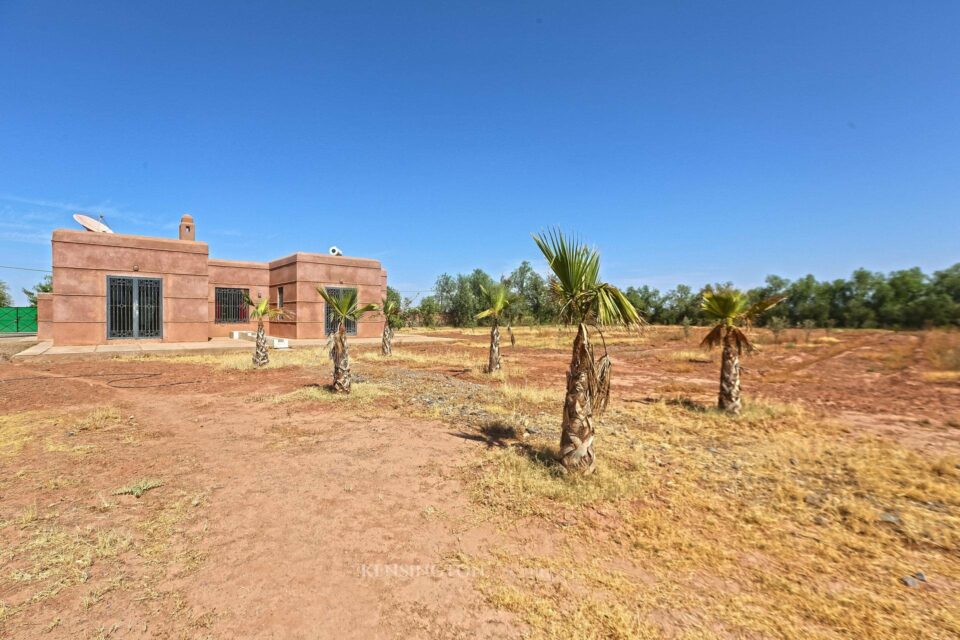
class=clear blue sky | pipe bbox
[2,2,958,305]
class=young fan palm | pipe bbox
[380,296,402,356]
[475,283,513,373]
[244,294,292,368]
[700,289,783,413]
[317,287,378,393]
[533,229,642,474]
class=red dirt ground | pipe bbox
[1,327,958,638]
[0,359,515,639]
[412,327,960,452]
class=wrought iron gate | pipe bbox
[323,287,357,336]
[107,276,163,339]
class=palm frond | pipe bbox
[593,353,612,416]
[731,326,754,355]
[744,296,786,321]
[701,290,748,322]
[594,283,643,327]
[532,229,641,328]
[381,297,400,318]
[317,287,379,322]
[354,302,379,318]
[244,293,292,321]
[475,283,511,320]
[700,324,724,350]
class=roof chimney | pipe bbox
[179,214,195,241]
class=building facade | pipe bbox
[36,215,387,345]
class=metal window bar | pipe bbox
[215,287,249,324]
[138,278,162,337]
[107,276,162,339]
[323,287,357,336]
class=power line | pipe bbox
[0,264,52,273]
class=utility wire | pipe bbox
[0,264,52,273]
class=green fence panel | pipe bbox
[0,307,38,333]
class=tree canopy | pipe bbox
[414,262,960,329]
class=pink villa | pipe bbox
[36,215,387,346]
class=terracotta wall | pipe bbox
[50,230,209,345]
[46,231,387,345]
[267,253,387,339]
[36,293,52,340]
[207,259,270,338]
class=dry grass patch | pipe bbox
[355,348,485,370]
[463,397,960,638]
[251,381,387,406]
[922,370,960,383]
[664,350,714,363]
[128,346,332,370]
[924,330,960,372]
[0,406,210,633]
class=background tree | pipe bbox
[660,284,701,325]
[533,229,642,475]
[422,261,960,329]
[244,294,292,368]
[317,288,378,393]
[701,290,782,413]
[433,274,456,316]
[624,285,664,323]
[767,315,788,345]
[22,275,53,306]
[507,261,554,324]
[801,319,817,343]
[417,296,440,327]
[0,280,11,307]
[475,283,513,373]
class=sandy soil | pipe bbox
[1,327,957,638]
[412,327,960,452]
[0,359,515,639]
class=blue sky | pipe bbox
[1,2,958,305]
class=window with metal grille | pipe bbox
[324,287,357,336]
[107,276,163,339]
[215,287,249,324]
[277,286,284,308]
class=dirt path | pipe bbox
[0,361,517,639]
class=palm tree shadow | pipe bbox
[512,440,562,472]
[665,396,710,413]
[448,420,563,472]
[448,420,518,448]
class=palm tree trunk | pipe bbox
[718,328,741,413]
[559,323,596,474]
[253,320,269,368]
[331,323,352,393]
[381,324,393,356]
[487,320,501,373]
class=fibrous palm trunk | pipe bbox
[381,324,393,356]
[331,323,352,393]
[253,320,269,368]
[559,323,597,474]
[487,320,501,373]
[718,329,741,413]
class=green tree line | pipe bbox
[408,262,960,330]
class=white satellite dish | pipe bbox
[329,246,343,256]
[73,213,114,233]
